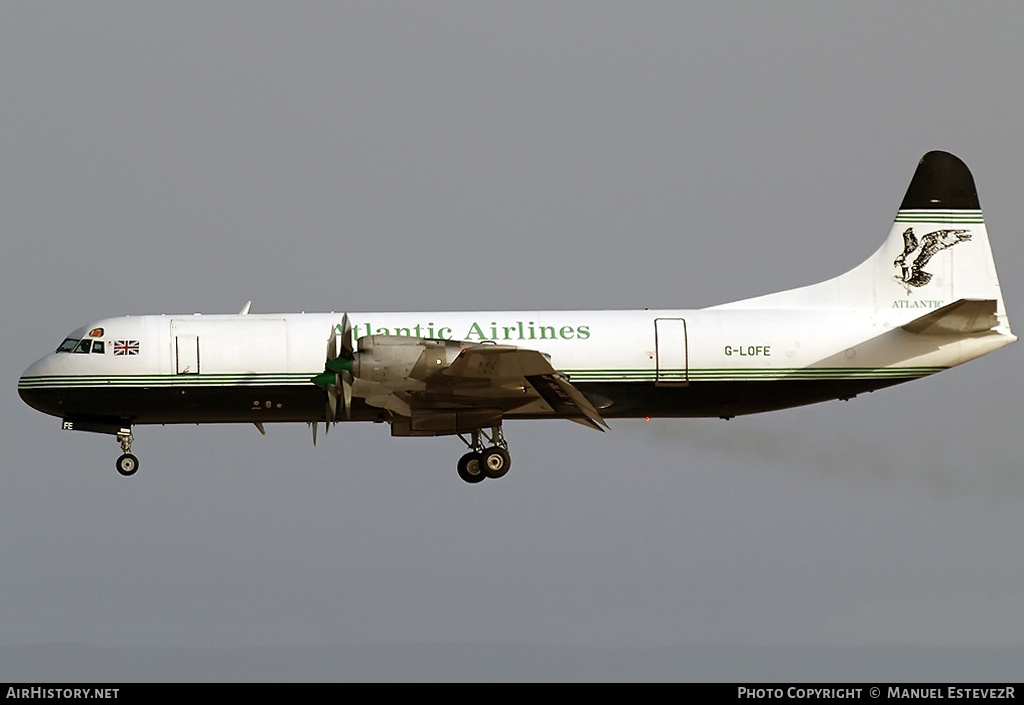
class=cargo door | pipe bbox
[654,318,688,386]
[171,318,288,375]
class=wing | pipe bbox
[442,345,609,431]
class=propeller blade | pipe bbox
[327,328,338,362]
[326,387,338,423]
[340,313,354,359]
[342,370,353,419]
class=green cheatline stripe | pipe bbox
[18,373,316,389]
[560,366,946,382]
[19,366,947,389]
[894,209,984,224]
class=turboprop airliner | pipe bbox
[19,151,1015,483]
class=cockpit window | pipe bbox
[56,338,79,353]
[73,339,92,354]
[92,341,105,354]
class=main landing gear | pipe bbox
[456,426,512,484]
[115,428,139,477]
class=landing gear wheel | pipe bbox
[457,452,485,484]
[116,453,139,477]
[480,446,511,479]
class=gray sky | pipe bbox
[3,2,1022,681]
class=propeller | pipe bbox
[311,313,356,441]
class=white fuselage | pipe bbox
[18,305,1013,427]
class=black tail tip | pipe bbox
[900,151,980,211]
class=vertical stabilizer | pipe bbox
[714,152,1012,334]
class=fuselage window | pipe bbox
[73,339,92,354]
[56,338,79,353]
[92,341,105,354]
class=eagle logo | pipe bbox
[893,227,971,289]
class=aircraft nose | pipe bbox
[18,357,61,418]
[20,356,47,383]
[19,358,41,390]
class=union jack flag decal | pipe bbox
[113,340,140,356]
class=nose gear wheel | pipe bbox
[115,428,139,477]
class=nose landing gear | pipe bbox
[116,428,139,477]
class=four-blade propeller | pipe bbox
[310,313,355,443]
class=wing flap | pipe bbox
[445,345,608,430]
[524,373,609,431]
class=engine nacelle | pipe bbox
[352,335,467,392]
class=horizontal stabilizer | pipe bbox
[901,298,998,335]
